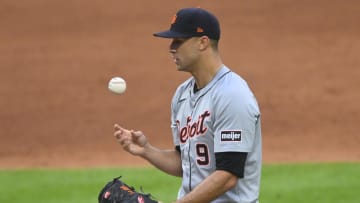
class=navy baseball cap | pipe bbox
[153,7,220,40]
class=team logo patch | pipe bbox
[104,191,111,199]
[137,195,144,203]
[170,14,177,25]
[221,131,242,142]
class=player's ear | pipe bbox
[198,36,210,51]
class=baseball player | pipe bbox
[114,7,262,203]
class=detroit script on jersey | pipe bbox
[177,110,210,143]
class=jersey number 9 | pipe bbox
[196,143,210,165]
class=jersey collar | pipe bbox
[192,65,230,95]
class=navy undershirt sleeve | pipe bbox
[175,145,181,153]
[215,152,248,178]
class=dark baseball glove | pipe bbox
[98,176,159,203]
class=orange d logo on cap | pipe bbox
[171,14,177,25]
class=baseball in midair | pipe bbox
[108,77,127,94]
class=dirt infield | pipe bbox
[1,0,359,168]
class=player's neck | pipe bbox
[190,48,223,89]
[192,60,223,89]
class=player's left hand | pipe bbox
[98,176,160,203]
[113,124,149,156]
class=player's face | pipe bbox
[169,37,201,72]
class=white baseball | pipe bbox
[108,77,127,94]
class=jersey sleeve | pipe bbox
[212,78,260,153]
[171,90,181,146]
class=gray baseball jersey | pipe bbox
[171,65,262,203]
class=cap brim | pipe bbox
[153,30,192,38]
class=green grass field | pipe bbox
[0,162,359,203]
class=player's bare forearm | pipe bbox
[173,170,237,203]
[141,144,182,177]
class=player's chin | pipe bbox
[175,65,183,71]
[175,64,189,72]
